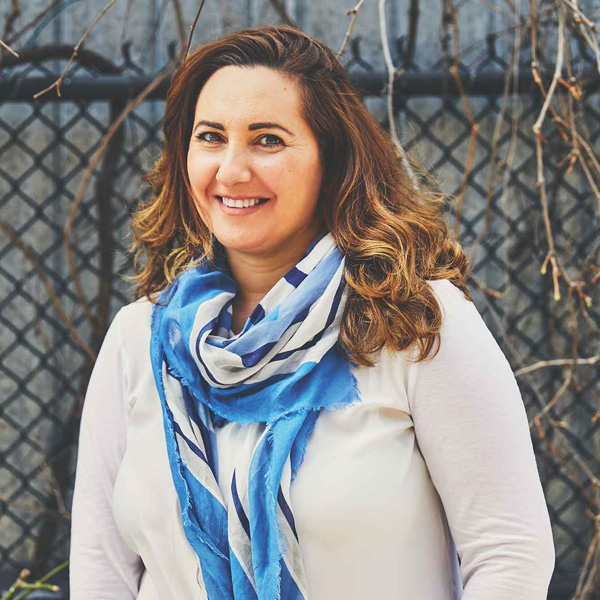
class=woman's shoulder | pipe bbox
[368,278,479,390]
[109,296,156,359]
[426,278,472,311]
[358,278,473,367]
[116,295,156,324]
[419,278,509,372]
[424,278,480,342]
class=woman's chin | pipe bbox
[213,231,274,256]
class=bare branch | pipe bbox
[337,0,366,58]
[184,0,207,60]
[171,0,187,54]
[4,0,62,46]
[33,0,117,99]
[0,37,19,57]
[378,0,417,183]
[1,0,20,43]
[515,353,600,377]
[0,221,96,361]
[442,0,478,236]
[532,3,565,135]
[63,58,182,319]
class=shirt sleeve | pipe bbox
[70,308,144,599]
[407,279,555,600]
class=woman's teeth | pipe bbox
[220,196,267,208]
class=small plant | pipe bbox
[0,561,68,600]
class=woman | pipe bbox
[69,25,555,600]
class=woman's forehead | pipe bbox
[193,66,304,129]
[195,66,299,111]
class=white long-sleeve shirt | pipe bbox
[69,279,555,599]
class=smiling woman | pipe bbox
[186,65,326,332]
[69,25,555,600]
[187,66,324,272]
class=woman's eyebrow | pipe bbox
[194,120,294,136]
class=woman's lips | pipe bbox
[215,195,272,216]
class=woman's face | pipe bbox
[186,65,325,260]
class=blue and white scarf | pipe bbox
[150,232,360,600]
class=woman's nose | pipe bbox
[215,143,252,187]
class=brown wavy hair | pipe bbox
[130,25,473,366]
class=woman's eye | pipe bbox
[257,134,284,148]
[193,131,283,148]
[195,131,222,143]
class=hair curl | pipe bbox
[129,25,473,367]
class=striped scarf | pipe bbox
[149,232,359,600]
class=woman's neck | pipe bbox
[225,247,301,333]
[224,228,325,334]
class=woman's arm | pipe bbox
[407,279,555,600]
[70,309,144,599]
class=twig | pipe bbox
[1,0,20,45]
[118,0,136,60]
[530,0,566,302]
[4,0,62,46]
[378,0,416,183]
[561,0,600,78]
[442,0,478,236]
[9,561,68,600]
[404,0,419,67]
[171,0,187,54]
[40,457,69,521]
[0,221,95,361]
[0,561,67,600]
[184,0,207,60]
[337,0,366,58]
[0,494,66,519]
[533,416,599,509]
[571,521,600,600]
[33,0,117,99]
[468,20,521,264]
[527,371,573,428]
[63,58,182,318]
[0,38,19,57]
[532,4,565,136]
[515,353,600,377]
[548,416,600,491]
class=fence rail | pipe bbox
[2,68,600,100]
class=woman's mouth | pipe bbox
[216,195,271,215]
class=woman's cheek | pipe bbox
[188,160,209,203]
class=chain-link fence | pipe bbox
[1,38,599,599]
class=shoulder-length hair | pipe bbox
[130,24,473,366]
